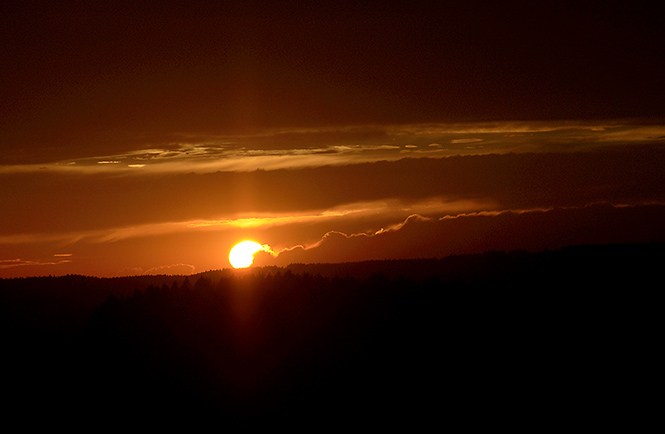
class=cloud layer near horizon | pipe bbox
[253,203,665,266]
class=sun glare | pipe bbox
[229,240,264,268]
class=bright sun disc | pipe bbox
[229,240,264,268]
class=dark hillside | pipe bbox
[1,243,660,427]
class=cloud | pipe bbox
[2,120,664,175]
[450,138,483,144]
[0,258,71,269]
[374,214,432,235]
[143,263,196,276]
[254,203,665,266]
[115,267,146,277]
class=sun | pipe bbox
[229,240,264,268]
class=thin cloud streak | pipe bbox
[0,258,72,269]
[0,198,495,246]
[2,120,663,175]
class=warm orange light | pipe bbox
[229,241,264,268]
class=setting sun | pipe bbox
[229,241,264,268]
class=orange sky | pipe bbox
[2,2,665,277]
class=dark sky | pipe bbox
[2,1,664,163]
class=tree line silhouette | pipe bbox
[1,243,660,428]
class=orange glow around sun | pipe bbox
[229,241,264,268]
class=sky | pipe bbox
[2,1,665,277]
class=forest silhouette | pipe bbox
[1,243,659,427]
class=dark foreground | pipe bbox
[1,243,660,428]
